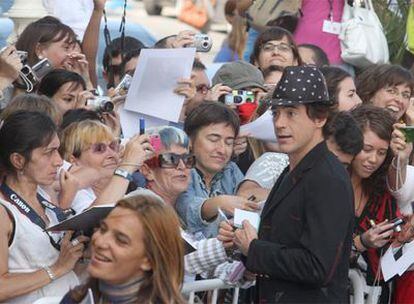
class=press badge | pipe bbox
[322,19,341,35]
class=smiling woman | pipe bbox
[62,194,186,304]
[356,64,414,121]
[349,104,400,300]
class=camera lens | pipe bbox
[234,96,243,104]
[202,41,208,48]
[103,101,114,112]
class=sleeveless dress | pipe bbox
[0,197,79,303]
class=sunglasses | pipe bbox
[88,141,120,154]
[147,153,195,169]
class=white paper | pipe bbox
[380,246,398,282]
[118,103,170,139]
[240,110,277,142]
[124,48,196,122]
[233,208,260,231]
[380,241,414,281]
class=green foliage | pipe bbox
[373,0,410,64]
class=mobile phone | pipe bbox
[149,134,162,152]
[399,126,414,143]
[114,74,132,96]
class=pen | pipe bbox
[218,207,230,224]
[139,118,145,135]
[247,195,256,201]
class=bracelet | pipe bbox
[114,168,134,182]
[43,265,56,281]
[359,233,370,250]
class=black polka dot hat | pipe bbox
[271,66,332,106]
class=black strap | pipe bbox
[0,183,64,250]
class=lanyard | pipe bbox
[0,183,67,250]
[327,0,334,20]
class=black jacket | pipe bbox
[246,142,354,303]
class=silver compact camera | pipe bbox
[17,58,53,92]
[192,34,212,52]
[86,96,114,112]
[114,74,132,96]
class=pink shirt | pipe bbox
[294,0,344,64]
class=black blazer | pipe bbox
[246,142,354,303]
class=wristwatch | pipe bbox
[43,266,56,281]
[114,168,134,182]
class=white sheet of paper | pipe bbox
[118,103,170,139]
[233,208,260,231]
[380,246,399,282]
[124,48,196,122]
[381,241,414,281]
[395,241,414,275]
[240,110,277,142]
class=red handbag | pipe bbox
[178,0,209,30]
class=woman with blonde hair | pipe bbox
[59,119,154,213]
[61,193,185,303]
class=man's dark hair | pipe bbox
[304,103,334,122]
[102,36,146,72]
[184,102,240,139]
[299,44,330,67]
[193,58,206,71]
[323,111,363,156]
[154,35,177,49]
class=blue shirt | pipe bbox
[175,162,244,238]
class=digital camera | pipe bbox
[17,58,53,92]
[191,34,213,52]
[86,96,114,112]
[114,74,132,96]
[222,90,255,106]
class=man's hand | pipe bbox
[234,220,258,256]
[0,46,23,88]
[171,30,196,48]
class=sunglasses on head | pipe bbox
[88,140,120,154]
[147,153,195,169]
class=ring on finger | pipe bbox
[71,238,80,247]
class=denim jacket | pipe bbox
[175,161,244,238]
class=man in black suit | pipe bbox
[233,66,354,303]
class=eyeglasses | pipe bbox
[147,153,195,169]
[262,43,292,53]
[196,84,210,95]
[88,141,120,154]
[385,87,411,101]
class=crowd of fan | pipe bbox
[1,0,414,303]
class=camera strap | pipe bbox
[103,0,128,88]
[0,183,68,251]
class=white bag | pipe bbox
[339,0,389,67]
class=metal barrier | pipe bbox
[182,278,240,304]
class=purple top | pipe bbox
[294,0,345,64]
